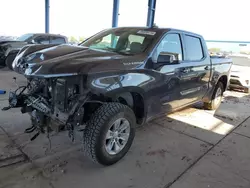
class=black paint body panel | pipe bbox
[13,27,232,123]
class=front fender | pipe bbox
[87,72,154,97]
[86,72,155,120]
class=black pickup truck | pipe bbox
[0,33,68,69]
[4,27,232,165]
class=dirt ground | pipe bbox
[1,68,250,188]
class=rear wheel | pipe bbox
[83,103,136,165]
[204,82,224,110]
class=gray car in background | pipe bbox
[0,33,68,69]
[229,55,250,93]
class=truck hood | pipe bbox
[23,44,145,77]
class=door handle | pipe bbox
[204,66,209,70]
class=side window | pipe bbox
[153,33,183,62]
[50,36,66,44]
[34,36,50,44]
[184,35,203,61]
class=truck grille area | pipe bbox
[54,77,80,112]
[55,79,67,111]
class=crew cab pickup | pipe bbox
[4,27,232,166]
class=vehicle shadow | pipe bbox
[151,90,250,145]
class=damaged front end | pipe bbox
[3,76,90,142]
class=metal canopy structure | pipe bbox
[146,0,156,27]
[112,0,120,27]
[43,0,246,45]
[45,0,50,33]
[44,0,156,33]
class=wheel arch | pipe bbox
[105,87,147,125]
[202,74,228,103]
[86,86,147,125]
[216,74,228,91]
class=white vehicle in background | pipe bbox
[229,55,250,93]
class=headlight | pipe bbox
[26,53,36,61]
[25,67,32,75]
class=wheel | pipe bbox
[244,88,250,93]
[83,103,136,165]
[5,53,17,70]
[204,82,224,110]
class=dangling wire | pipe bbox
[47,125,52,150]
[46,118,52,150]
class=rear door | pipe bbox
[33,35,50,44]
[177,34,211,105]
[150,32,211,115]
[50,36,66,44]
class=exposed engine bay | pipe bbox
[3,76,100,142]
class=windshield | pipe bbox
[80,28,157,55]
[230,55,250,67]
[17,34,34,42]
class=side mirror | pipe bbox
[157,52,180,64]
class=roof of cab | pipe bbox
[111,26,203,38]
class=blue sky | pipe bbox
[0,0,249,41]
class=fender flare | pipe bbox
[90,86,147,123]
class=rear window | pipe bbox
[50,36,66,44]
[185,35,203,61]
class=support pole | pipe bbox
[45,0,50,33]
[112,0,120,27]
[146,0,156,27]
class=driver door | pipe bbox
[152,32,185,112]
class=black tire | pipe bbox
[204,82,224,110]
[5,53,17,70]
[83,102,136,165]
